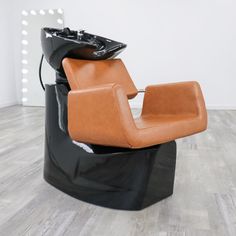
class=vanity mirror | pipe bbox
[21,9,64,106]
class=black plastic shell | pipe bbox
[44,84,177,210]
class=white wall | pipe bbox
[0,1,17,108]
[12,0,236,109]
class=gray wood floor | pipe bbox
[0,106,236,236]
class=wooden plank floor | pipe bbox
[0,106,236,236]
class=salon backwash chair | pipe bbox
[41,27,207,210]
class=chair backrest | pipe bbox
[62,58,138,99]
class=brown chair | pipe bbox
[62,58,207,149]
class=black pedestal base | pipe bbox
[44,84,177,211]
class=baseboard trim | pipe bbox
[206,106,236,110]
[0,101,18,109]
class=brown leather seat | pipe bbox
[62,58,207,148]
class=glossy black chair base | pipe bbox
[44,84,177,211]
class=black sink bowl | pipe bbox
[41,27,127,74]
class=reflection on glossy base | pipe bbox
[44,84,177,211]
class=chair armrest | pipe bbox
[68,83,136,147]
[142,81,207,118]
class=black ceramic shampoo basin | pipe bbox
[41,27,127,74]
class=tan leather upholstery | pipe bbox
[68,83,137,147]
[63,58,207,149]
[62,58,138,99]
